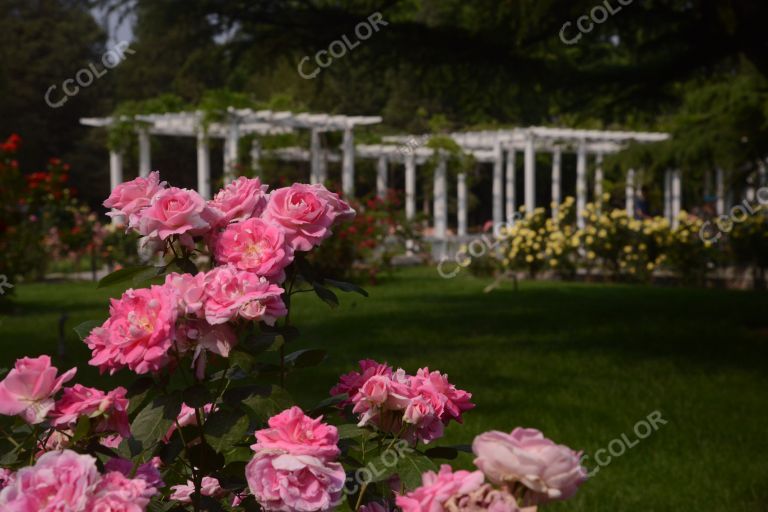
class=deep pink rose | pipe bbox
[203,266,287,325]
[396,465,485,512]
[411,368,475,424]
[209,176,269,224]
[0,355,76,424]
[252,406,339,461]
[165,272,206,316]
[86,471,155,511]
[138,186,218,241]
[0,449,100,510]
[170,476,225,503]
[246,453,345,512]
[263,183,335,251]
[103,171,166,227]
[213,217,294,282]
[330,359,393,406]
[86,284,178,375]
[50,384,130,440]
[472,428,587,504]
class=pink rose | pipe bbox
[351,374,411,427]
[86,471,156,511]
[0,468,14,491]
[246,453,345,512]
[396,465,485,512]
[263,183,335,251]
[170,476,225,503]
[213,217,294,282]
[209,176,269,224]
[86,284,178,375]
[176,320,238,379]
[103,171,166,227]
[104,457,163,493]
[163,402,216,442]
[411,368,475,424]
[252,406,339,461]
[0,449,100,510]
[330,359,393,407]
[443,483,523,512]
[165,272,206,316]
[0,355,76,424]
[138,186,218,242]
[472,428,587,504]
[50,384,131,440]
[403,397,444,444]
[311,184,356,224]
[203,266,287,326]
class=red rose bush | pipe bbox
[0,173,587,511]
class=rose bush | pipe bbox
[0,173,588,511]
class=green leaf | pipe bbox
[70,416,91,443]
[424,446,459,460]
[73,320,101,340]
[285,349,327,368]
[325,278,369,297]
[97,265,162,289]
[182,384,214,408]
[205,410,250,452]
[336,424,375,440]
[188,441,225,473]
[241,385,292,422]
[170,258,198,275]
[309,394,346,415]
[130,393,182,451]
[240,332,279,355]
[313,283,339,308]
[396,450,438,490]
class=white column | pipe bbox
[524,135,535,214]
[663,170,672,221]
[505,148,516,222]
[492,140,503,226]
[576,141,587,228]
[223,121,239,185]
[310,128,321,184]
[196,130,211,199]
[318,150,328,184]
[715,167,725,215]
[137,129,150,178]
[405,152,416,220]
[671,169,682,228]
[551,147,561,219]
[341,127,355,197]
[250,138,262,174]
[376,154,388,198]
[457,173,467,237]
[594,153,604,207]
[433,155,447,239]
[109,150,123,191]
[625,168,636,216]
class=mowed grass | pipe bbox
[1,267,767,511]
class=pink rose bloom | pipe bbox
[170,476,225,503]
[472,428,587,504]
[163,402,216,442]
[396,465,485,512]
[165,272,206,316]
[176,320,238,379]
[203,266,287,325]
[403,397,444,445]
[246,453,345,512]
[311,184,356,224]
[263,183,335,251]
[0,449,100,510]
[352,374,411,427]
[50,384,131,439]
[330,359,393,407]
[86,471,155,512]
[0,355,76,424]
[209,176,269,224]
[0,468,14,491]
[444,483,522,512]
[103,171,166,227]
[138,186,218,242]
[252,406,339,461]
[104,457,163,493]
[86,284,178,375]
[213,217,294,282]
[411,368,475,424]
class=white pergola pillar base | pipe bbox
[109,150,124,225]
[405,153,416,220]
[505,148,516,223]
[138,129,151,178]
[551,148,561,219]
[376,155,388,198]
[310,128,321,184]
[524,135,535,214]
[196,131,211,199]
[457,173,467,237]
[671,169,682,228]
[576,142,587,228]
[223,121,240,185]
[342,127,355,197]
[492,141,503,227]
[433,156,447,240]
[594,153,604,208]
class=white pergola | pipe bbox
[83,111,685,239]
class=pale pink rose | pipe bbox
[472,428,587,504]
[0,468,14,491]
[176,320,238,379]
[0,355,76,424]
[444,483,522,512]
[170,476,225,503]
[86,284,178,375]
[252,406,339,461]
[163,402,216,443]
[403,397,444,444]
[36,429,70,456]
[396,465,485,512]
[103,171,166,227]
[86,471,155,512]
[203,266,287,325]
[351,374,411,427]
[165,272,206,316]
[209,176,269,224]
[310,184,356,224]
[246,453,345,512]
[263,183,335,251]
[50,384,130,439]
[104,457,163,493]
[0,449,100,510]
[411,368,475,424]
[213,217,294,282]
[330,359,393,407]
[138,186,218,241]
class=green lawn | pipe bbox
[1,268,767,511]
